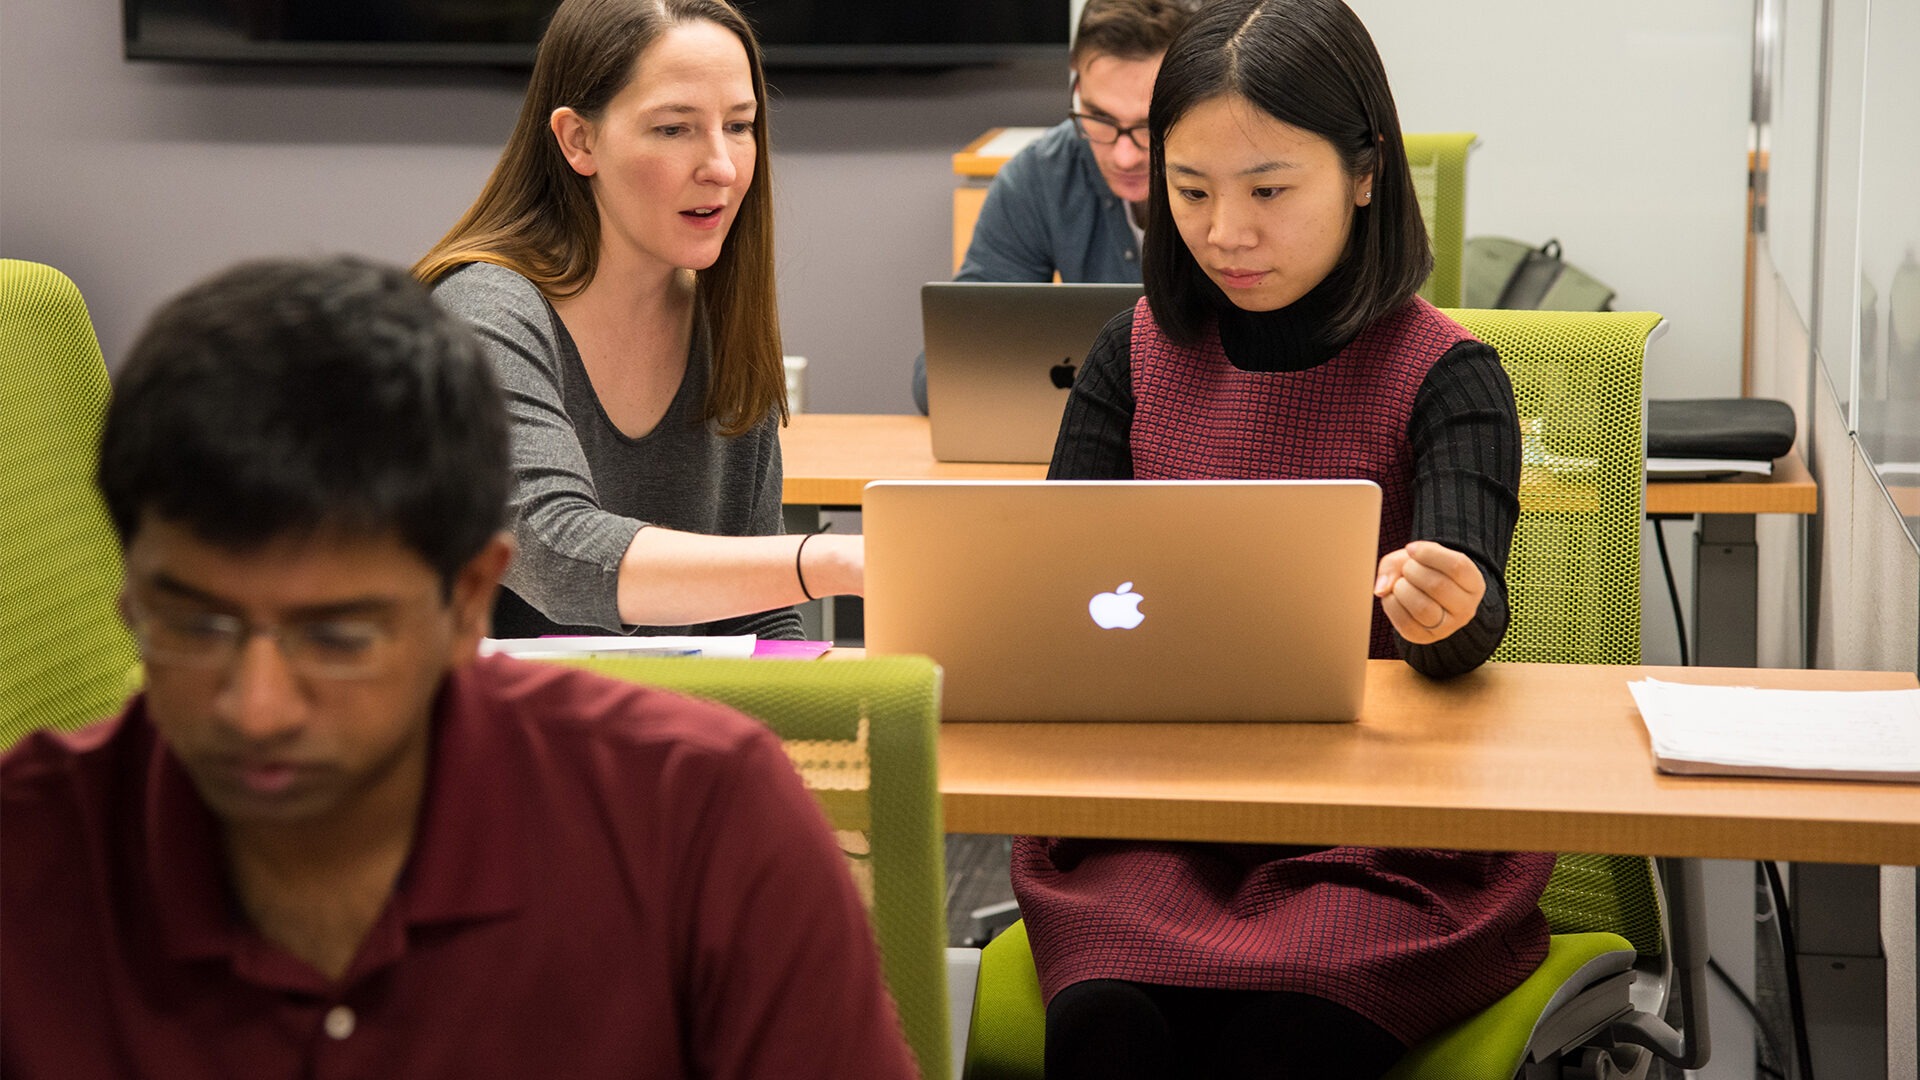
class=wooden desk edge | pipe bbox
[1645,449,1817,515]
[782,415,1820,515]
[1887,483,1920,518]
[937,791,1920,866]
[952,127,1010,178]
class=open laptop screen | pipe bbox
[864,479,1381,722]
[922,282,1143,465]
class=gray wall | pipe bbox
[0,0,1062,415]
[4,0,1753,418]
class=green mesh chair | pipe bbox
[552,655,953,1080]
[1404,132,1477,307]
[963,310,1709,1080]
[1389,309,1706,1079]
[1458,308,1653,668]
[1,260,141,750]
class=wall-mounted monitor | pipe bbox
[124,0,1069,68]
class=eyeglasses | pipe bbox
[127,600,403,680]
[1070,112,1149,151]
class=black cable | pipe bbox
[1650,514,1690,666]
[1707,955,1787,1078]
[1762,860,1816,1080]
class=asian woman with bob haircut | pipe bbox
[1021,0,1555,1075]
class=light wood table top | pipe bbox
[783,414,1820,517]
[1645,449,1817,515]
[1887,483,1920,518]
[781,413,1043,506]
[952,127,1025,178]
[826,651,1920,865]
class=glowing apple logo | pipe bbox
[1088,582,1146,630]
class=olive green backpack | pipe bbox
[1463,237,1617,312]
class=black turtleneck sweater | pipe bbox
[1048,283,1521,679]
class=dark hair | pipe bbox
[98,256,511,590]
[1141,0,1431,345]
[415,0,786,438]
[1070,0,1204,67]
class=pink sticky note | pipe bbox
[752,639,835,660]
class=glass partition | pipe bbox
[1756,0,1919,540]
[1763,0,1823,326]
[1813,0,1869,420]
[1854,0,1920,530]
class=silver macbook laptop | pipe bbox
[863,479,1382,722]
[922,281,1144,464]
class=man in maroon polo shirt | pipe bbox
[0,257,919,1079]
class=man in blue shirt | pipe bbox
[913,0,1201,412]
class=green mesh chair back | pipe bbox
[1538,853,1663,956]
[555,655,951,1080]
[1,260,141,750]
[1404,132,1476,307]
[1393,310,1669,1078]
[1443,308,1659,667]
[1446,306,1664,946]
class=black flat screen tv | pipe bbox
[124,0,1069,68]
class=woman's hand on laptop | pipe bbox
[1374,540,1485,645]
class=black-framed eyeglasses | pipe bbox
[1070,112,1149,151]
[126,598,405,680]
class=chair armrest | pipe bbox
[1608,857,1711,1070]
[946,948,982,1080]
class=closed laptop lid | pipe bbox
[921,282,1143,465]
[863,479,1382,722]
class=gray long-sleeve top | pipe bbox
[434,262,801,640]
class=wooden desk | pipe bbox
[1887,483,1920,519]
[925,659,1920,865]
[776,414,1041,637]
[1645,450,1816,516]
[784,416,1819,667]
[916,652,1920,1072]
[952,127,1035,178]
[781,413,1043,507]
[783,414,1817,516]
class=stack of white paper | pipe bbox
[481,635,756,660]
[1645,457,1774,480]
[1628,678,1920,782]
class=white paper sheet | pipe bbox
[1629,678,1920,782]
[481,635,756,660]
[1645,457,1774,476]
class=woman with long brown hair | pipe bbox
[419,0,858,638]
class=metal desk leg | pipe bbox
[1792,863,1888,1078]
[1698,860,1757,1080]
[1693,513,1758,667]
[783,504,833,641]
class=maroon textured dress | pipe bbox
[1013,293,1557,1045]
